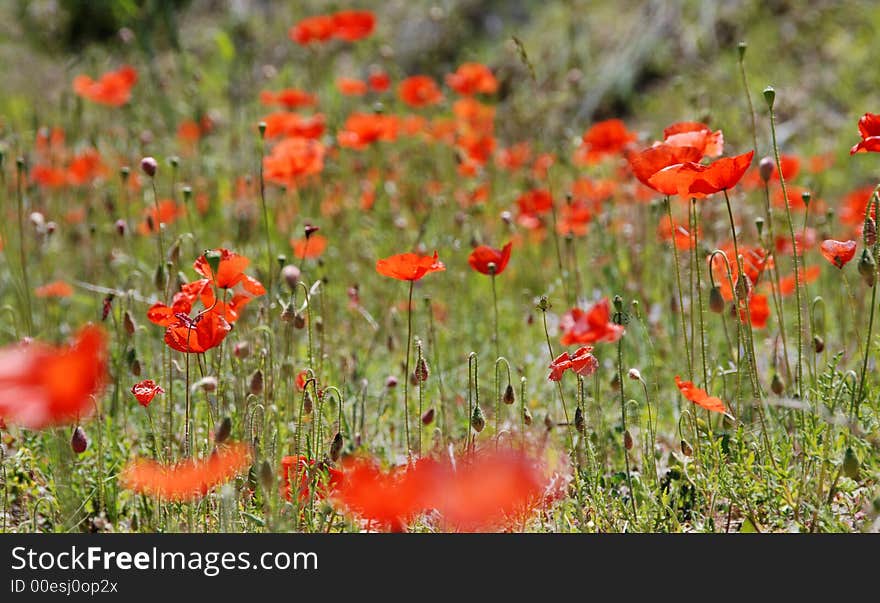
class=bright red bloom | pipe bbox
[289,15,335,45]
[559,298,624,346]
[628,144,703,190]
[194,248,265,294]
[121,442,251,502]
[263,137,325,186]
[495,142,532,171]
[820,239,857,269]
[131,379,164,408]
[291,234,328,259]
[739,293,770,329]
[67,148,107,185]
[332,10,376,42]
[778,265,821,296]
[72,65,138,107]
[338,113,398,149]
[850,113,880,154]
[139,199,181,235]
[0,326,107,429]
[674,376,727,414]
[31,165,67,188]
[259,88,316,109]
[367,69,391,92]
[398,76,443,108]
[280,455,343,502]
[648,151,754,197]
[662,122,724,158]
[574,119,637,165]
[164,310,232,354]
[34,280,74,298]
[547,346,598,381]
[376,251,445,281]
[260,112,325,139]
[337,77,369,96]
[446,63,498,96]
[468,242,512,275]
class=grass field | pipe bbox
[0,0,878,533]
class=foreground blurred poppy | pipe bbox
[398,76,443,108]
[820,239,857,269]
[559,298,624,345]
[446,63,498,96]
[280,455,343,502]
[648,151,755,197]
[778,265,820,296]
[376,251,445,281]
[34,280,74,298]
[548,346,598,381]
[72,65,138,107]
[131,379,164,408]
[468,242,512,275]
[164,310,232,354]
[261,112,325,139]
[850,113,880,154]
[121,442,251,502]
[674,376,727,413]
[0,326,107,429]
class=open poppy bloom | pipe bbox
[289,14,335,45]
[376,251,445,281]
[194,248,265,293]
[34,280,74,298]
[778,265,821,296]
[739,293,770,329]
[0,326,107,429]
[138,199,181,235]
[279,455,343,502]
[259,88,316,109]
[164,310,232,354]
[368,69,391,92]
[131,379,164,408]
[337,113,398,149]
[67,148,107,185]
[628,143,703,190]
[446,63,498,96]
[260,111,325,139]
[559,298,624,345]
[648,151,755,197]
[850,113,880,154]
[121,442,251,502]
[331,10,376,42]
[468,242,512,275]
[662,122,724,158]
[291,234,328,260]
[674,376,727,414]
[398,76,443,108]
[337,78,369,96]
[820,239,857,269]
[574,119,637,165]
[72,65,138,107]
[548,346,598,381]
[263,137,325,186]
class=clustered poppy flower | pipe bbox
[260,112,326,139]
[263,137,325,187]
[376,251,445,281]
[289,10,375,45]
[468,242,512,275]
[674,376,727,414]
[559,298,624,346]
[72,65,138,107]
[337,112,398,149]
[548,346,598,381]
[131,379,164,408]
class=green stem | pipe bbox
[665,197,692,378]
[403,280,414,455]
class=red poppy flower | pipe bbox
[263,137,325,186]
[291,234,328,260]
[138,199,181,235]
[289,15,335,45]
[67,148,107,185]
[376,251,445,281]
[446,63,498,96]
[34,280,74,298]
[259,88,316,109]
[131,379,164,408]
[662,122,724,158]
[398,76,443,108]
[121,442,251,502]
[280,455,343,502]
[850,113,880,154]
[164,310,232,354]
[778,265,821,296]
[260,112,325,139]
[194,249,265,296]
[338,113,398,149]
[548,346,598,381]
[367,69,391,92]
[627,144,703,190]
[574,119,637,165]
[657,215,695,251]
[648,151,755,197]
[0,326,107,429]
[556,201,593,236]
[331,10,376,42]
[72,65,138,107]
[495,142,532,171]
[337,78,369,96]
[559,298,624,345]
[674,376,727,414]
[31,165,67,188]
[820,239,857,269]
[739,293,770,329]
[468,242,512,275]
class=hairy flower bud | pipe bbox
[71,426,88,454]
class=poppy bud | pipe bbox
[801,191,811,207]
[409,370,419,387]
[610,372,621,391]
[471,405,485,432]
[543,414,554,431]
[681,439,693,457]
[771,373,784,396]
[858,249,876,286]
[131,358,142,377]
[115,219,127,237]
[315,317,323,333]
[123,311,136,336]
[249,369,264,395]
[762,86,775,109]
[537,296,549,311]
[258,121,267,138]
[813,335,825,354]
[71,426,88,454]
[203,249,222,279]
[303,390,313,414]
[234,341,250,359]
[624,430,633,450]
[182,186,192,204]
[154,263,166,291]
[735,272,751,300]
[500,210,512,225]
[503,383,515,405]
[574,406,585,434]
[843,446,860,480]
[304,224,320,239]
[628,368,643,382]
[120,166,130,181]
[755,216,765,238]
[709,286,725,313]
[215,417,232,443]
[737,41,747,60]
[140,156,158,178]
[864,218,876,248]
[421,407,435,425]
[281,304,295,323]
[293,313,306,329]
[759,157,775,182]
[385,376,398,389]
[259,459,274,492]
[167,238,181,265]
[330,432,344,461]
[194,376,218,392]
[416,357,429,382]
[523,406,533,426]
[282,265,301,290]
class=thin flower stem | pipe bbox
[14,161,33,335]
[665,197,693,378]
[402,279,414,456]
[541,306,574,452]
[617,335,637,517]
[857,191,880,405]
[491,272,500,360]
[691,199,709,387]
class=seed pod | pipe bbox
[522,406,533,426]
[709,286,725,313]
[421,407,435,425]
[303,390,313,414]
[416,357,429,382]
[140,156,158,177]
[154,262,166,291]
[249,369,264,396]
[759,157,774,182]
[471,405,485,432]
[282,264,301,290]
[754,216,765,238]
[259,460,274,492]
[123,311,136,336]
[330,432,344,461]
[71,426,88,454]
[293,313,306,329]
[843,446,860,480]
[131,358,142,377]
[859,249,876,286]
[681,439,693,457]
[771,373,784,396]
[624,430,633,450]
[610,372,621,391]
[813,335,825,354]
[574,406,586,434]
[734,272,751,300]
[502,383,515,405]
[215,417,232,443]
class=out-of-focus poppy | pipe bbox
[559,298,624,345]
[139,199,181,235]
[547,346,598,381]
[657,215,695,251]
[120,442,251,502]
[556,201,593,236]
[573,119,637,165]
[739,293,770,329]
[398,76,443,108]
[495,142,532,171]
[778,265,821,296]
[446,63,498,96]
[289,15,335,45]
[67,148,107,185]
[337,78,369,96]
[820,239,857,269]
[35,281,74,298]
[280,455,343,502]
[775,227,817,256]
[260,88,317,109]
[674,376,727,413]
[839,185,876,227]
[332,10,376,42]
[662,122,724,158]
[164,310,232,354]
[515,189,553,229]
[376,251,445,281]
[628,144,702,190]
[31,165,68,188]
[338,113,398,149]
[261,112,325,139]
[468,242,512,275]
[0,326,107,429]
[291,233,328,259]
[131,379,164,408]
[850,113,880,154]
[263,137,325,186]
[72,65,138,107]
[648,151,754,198]
[367,69,391,92]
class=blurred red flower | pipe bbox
[289,15,335,45]
[280,455,343,502]
[559,298,624,345]
[398,76,443,108]
[446,63,498,96]
[72,65,138,107]
[548,346,598,381]
[674,376,727,413]
[376,251,445,281]
[574,119,637,165]
[34,281,74,299]
[332,10,376,42]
